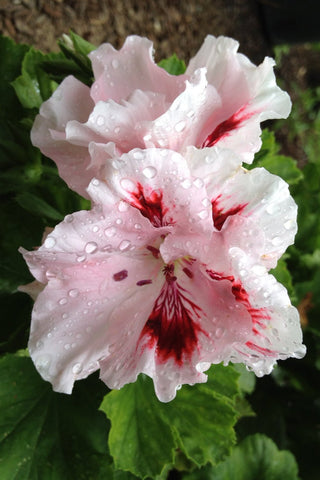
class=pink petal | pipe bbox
[28,253,163,394]
[89,36,186,104]
[31,76,95,198]
[66,90,169,154]
[143,68,221,151]
[103,148,213,233]
[187,35,291,161]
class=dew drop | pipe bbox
[96,115,105,126]
[105,226,116,237]
[77,254,86,263]
[175,120,186,132]
[198,209,209,219]
[72,362,83,374]
[92,225,99,233]
[112,58,119,69]
[118,200,129,212]
[193,178,204,189]
[116,218,123,225]
[114,126,120,134]
[284,219,295,230]
[44,237,56,249]
[119,239,130,251]
[180,178,192,189]
[134,223,142,230]
[120,178,135,191]
[59,297,68,305]
[133,150,143,159]
[64,343,71,350]
[65,214,74,223]
[142,166,157,179]
[91,178,100,186]
[36,340,43,349]
[215,327,225,338]
[271,236,282,247]
[293,345,306,359]
[68,288,79,298]
[201,198,211,207]
[35,354,51,371]
[85,241,98,254]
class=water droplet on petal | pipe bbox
[198,209,209,219]
[114,126,120,134]
[293,345,306,359]
[118,200,129,212]
[215,327,225,338]
[35,354,51,372]
[65,214,74,223]
[142,166,157,179]
[134,223,142,230]
[77,254,86,263]
[36,340,43,349]
[175,120,186,132]
[120,178,135,191]
[284,219,295,230]
[44,237,56,249]
[64,343,71,350]
[72,362,83,374]
[193,178,204,189]
[181,178,192,189]
[201,198,211,207]
[119,240,130,251]
[112,58,119,69]
[85,241,98,254]
[133,150,143,159]
[68,289,79,298]
[105,226,116,237]
[96,115,105,126]
[91,179,100,186]
[271,236,282,247]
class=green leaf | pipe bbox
[69,31,96,56]
[270,258,296,303]
[158,54,186,75]
[100,365,239,479]
[0,354,112,480]
[15,192,64,221]
[12,47,61,109]
[101,375,175,479]
[250,130,303,186]
[0,36,29,119]
[183,434,299,480]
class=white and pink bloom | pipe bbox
[31,35,291,197]
[20,147,305,402]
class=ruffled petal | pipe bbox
[28,253,163,393]
[103,148,213,233]
[31,76,95,197]
[143,68,221,151]
[66,90,169,154]
[207,166,297,267]
[89,35,186,103]
[187,35,291,161]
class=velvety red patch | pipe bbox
[129,182,171,228]
[201,106,253,148]
[211,194,248,230]
[141,264,203,365]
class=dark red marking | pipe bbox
[211,194,248,230]
[113,269,128,281]
[129,182,172,228]
[140,264,204,365]
[183,267,194,279]
[206,269,270,331]
[245,341,276,357]
[137,279,153,286]
[146,245,160,258]
[201,106,253,148]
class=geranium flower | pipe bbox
[20,147,305,402]
[31,35,291,198]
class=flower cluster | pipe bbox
[21,35,305,402]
